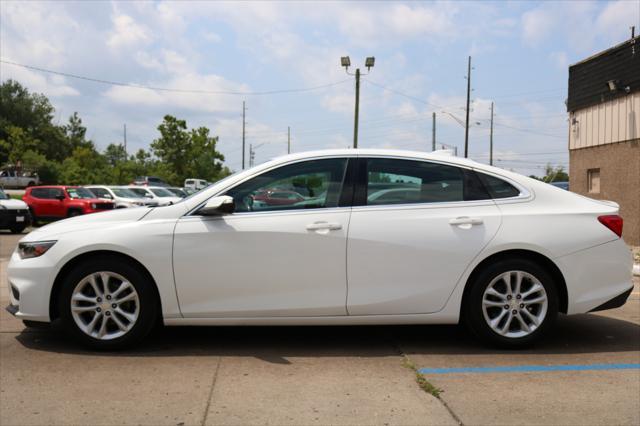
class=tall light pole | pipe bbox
[464,56,472,158]
[341,56,375,149]
[432,112,436,151]
[489,102,494,166]
[242,101,246,169]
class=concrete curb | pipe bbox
[634,264,640,277]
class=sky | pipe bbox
[1,0,639,176]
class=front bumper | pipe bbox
[6,250,56,322]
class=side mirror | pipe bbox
[56,195,65,201]
[199,195,235,216]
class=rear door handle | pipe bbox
[449,217,484,226]
[306,222,342,231]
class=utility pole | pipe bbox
[249,144,253,168]
[287,126,291,154]
[432,112,436,151]
[242,101,246,169]
[123,124,127,157]
[489,102,494,166]
[353,68,361,149]
[464,56,472,158]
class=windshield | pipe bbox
[0,190,8,200]
[111,188,141,198]
[149,187,174,197]
[67,187,96,199]
[127,187,151,197]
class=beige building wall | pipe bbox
[569,140,640,246]
[569,91,640,149]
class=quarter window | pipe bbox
[364,158,489,205]
[476,173,521,199]
[226,158,348,213]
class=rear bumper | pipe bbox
[556,239,634,314]
[589,287,633,312]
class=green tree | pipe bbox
[542,164,569,183]
[150,115,229,185]
[59,146,109,185]
[64,112,94,151]
[0,79,67,163]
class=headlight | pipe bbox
[18,241,57,259]
[91,203,97,209]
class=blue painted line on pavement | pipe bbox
[418,363,640,374]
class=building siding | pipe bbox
[569,92,640,149]
[569,140,640,245]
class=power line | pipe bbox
[0,59,351,96]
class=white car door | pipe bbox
[173,157,353,317]
[347,157,502,315]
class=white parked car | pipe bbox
[6,149,633,349]
[85,186,157,208]
[125,186,181,206]
[184,178,208,191]
[0,188,30,233]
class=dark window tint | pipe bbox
[477,173,520,199]
[31,188,62,199]
[365,159,490,205]
[226,159,348,213]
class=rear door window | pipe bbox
[362,158,490,206]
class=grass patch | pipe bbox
[9,194,24,200]
[402,356,444,398]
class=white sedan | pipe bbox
[6,149,633,349]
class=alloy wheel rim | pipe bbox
[481,270,548,339]
[70,271,140,340]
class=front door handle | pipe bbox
[306,222,342,231]
[449,216,484,226]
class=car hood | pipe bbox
[0,199,28,209]
[22,207,151,242]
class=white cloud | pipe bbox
[596,0,639,41]
[549,51,569,70]
[107,14,152,50]
[522,8,556,47]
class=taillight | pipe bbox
[598,215,623,238]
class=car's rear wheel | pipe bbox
[464,258,558,348]
[58,257,158,350]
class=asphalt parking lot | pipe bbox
[1,230,639,426]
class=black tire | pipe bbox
[58,256,158,350]
[463,258,559,348]
[10,225,26,234]
[67,209,82,217]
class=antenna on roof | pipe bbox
[632,26,635,39]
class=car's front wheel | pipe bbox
[58,257,158,350]
[464,258,559,348]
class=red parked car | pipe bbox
[23,186,115,223]
[252,189,305,206]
